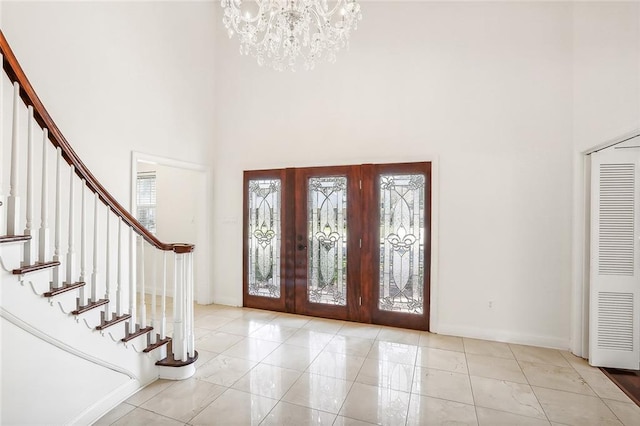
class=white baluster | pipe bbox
[104,207,111,317]
[116,219,123,317]
[91,192,99,302]
[160,251,167,339]
[65,166,75,284]
[38,129,50,263]
[173,252,186,361]
[172,252,182,360]
[51,148,62,288]
[128,228,137,333]
[78,182,87,305]
[150,248,157,344]
[187,252,195,357]
[137,236,147,329]
[22,106,34,265]
[7,82,21,235]
[181,253,188,361]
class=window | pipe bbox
[136,171,157,234]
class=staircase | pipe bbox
[0,31,198,424]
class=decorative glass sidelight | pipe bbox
[379,174,425,314]
[248,179,281,298]
[308,176,348,306]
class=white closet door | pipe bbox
[589,149,640,369]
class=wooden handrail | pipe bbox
[0,31,194,254]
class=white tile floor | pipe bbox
[96,304,640,426]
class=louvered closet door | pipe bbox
[589,149,640,369]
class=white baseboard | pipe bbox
[435,323,570,350]
[211,296,242,307]
[67,379,144,426]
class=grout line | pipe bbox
[463,347,480,425]
[508,346,553,425]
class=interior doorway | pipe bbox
[243,162,431,331]
[131,153,210,304]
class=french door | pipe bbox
[243,162,431,331]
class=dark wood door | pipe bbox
[243,162,431,331]
[293,166,362,321]
[364,163,431,331]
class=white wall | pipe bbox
[212,1,575,347]
[1,0,216,208]
[573,1,640,152]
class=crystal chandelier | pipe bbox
[221,0,362,71]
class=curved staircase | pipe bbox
[0,30,198,425]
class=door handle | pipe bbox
[297,244,307,251]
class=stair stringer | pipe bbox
[0,244,163,425]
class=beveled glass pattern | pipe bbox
[308,176,348,306]
[248,179,281,298]
[379,174,425,314]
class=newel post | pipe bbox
[157,243,197,380]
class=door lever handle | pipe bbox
[297,244,307,251]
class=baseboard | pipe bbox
[435,323,570,350]
[211,295,241,307]
[67,378,145,426]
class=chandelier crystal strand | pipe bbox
[221,0,362,71]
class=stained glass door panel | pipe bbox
[307,176,348,306]
[379,174,425,314]
[243,170,288,312]
[248,179,282,298]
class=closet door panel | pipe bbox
[589,150,640,369]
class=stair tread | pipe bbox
[143,335,171,353]
[121,326,154,343]
[43,282,85,297]
[156,340,198,367]
[13,261,60,275]
[72,299,108,315]
[96,313,132,331]
[0,235,32,244]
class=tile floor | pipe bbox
[96,304,640,425]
